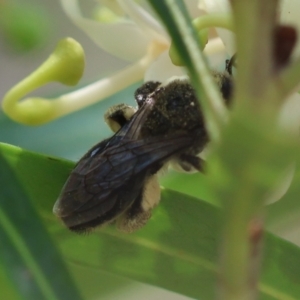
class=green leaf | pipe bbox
[0,147,82,300]
[2,142,300,299]
[160,171,219,206]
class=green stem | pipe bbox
[219,1,280,299]
[232,0,278,109]
[220,181,263,300]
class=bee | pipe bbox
[53,64,233,234]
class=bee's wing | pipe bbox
[79,97,152,160]
[114,95,158,140]
[53,133,194,232]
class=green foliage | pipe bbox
[1,142,300,299]
[2,0,300,299]
[0,81,300,298]
[0,146,81,300]
[0,2,51,52]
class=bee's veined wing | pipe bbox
[53,133,195,232]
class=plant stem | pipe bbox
[232,0,278,109]
[218,1,279,299]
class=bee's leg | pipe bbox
[104,104,136,133]
[116,207,152,233]
[134,81,161,107]
[171,154,206,173]
[116,176,161,233]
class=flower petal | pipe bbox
[144,51,186,82]
[280,0,300,57]
[265,164,295,205]
[60,0,151,61]
[200,0,235,55]
[186,0,206,18]
[117,0,169,44]
[279,92,300,135]
[204,37,228,69]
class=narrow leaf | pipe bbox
[1,143,300,299]
[0,148,82,300]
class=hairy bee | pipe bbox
[53,65,233,233]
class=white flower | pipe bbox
[5,0,300,129]
[2,0,231,125]
[61,0,230,80]
[199,0,235,55]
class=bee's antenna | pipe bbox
[225,54,237,76]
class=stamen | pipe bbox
[2,38,84,125]
[2,40,166,125]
